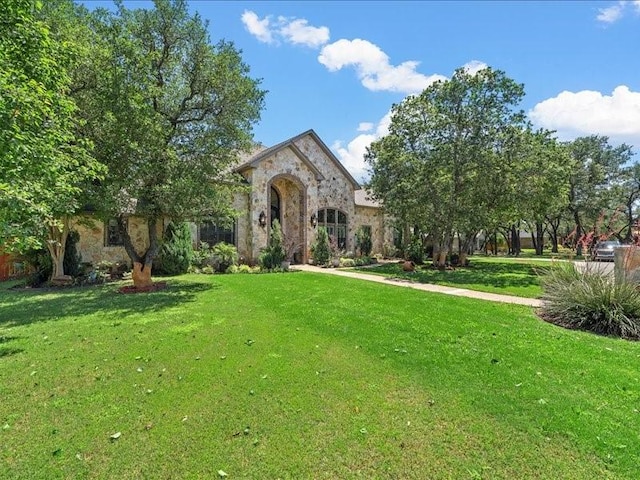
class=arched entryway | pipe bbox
[268,175,307,264]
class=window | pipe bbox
[105,218,125,246]
[317,208,347,249]
[270,186,280,227]
[199,221,235,246]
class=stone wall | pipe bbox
[72,215,153,266]
[354,206,393,255]
[246,147,319,262]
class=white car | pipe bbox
[592,240,621,261]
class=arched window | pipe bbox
[317,208,347,249]
[270,186,280,227]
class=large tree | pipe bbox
[366,67,527,266]
[77,0,265,287]
[0,0,103,279]
[565,135,632,255]
[512,129,571,255]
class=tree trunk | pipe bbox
[625,204,634,243]
[45,216,70,280]
[132,262,153,288]
[510,224,521,256]
[573,211,583,256]
[119,216,162,289]
[535,221,544,255]
[546,216,560,253]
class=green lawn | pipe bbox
[1,273,639,479]
[354,256,555,298]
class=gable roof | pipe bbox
[235,129,361,189]
[354,189,381,208]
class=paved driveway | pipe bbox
[574,260,615,276]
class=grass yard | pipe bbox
[354,256,556,298]
[1,273,639,479]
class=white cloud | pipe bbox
[357,122,374,132]
[529,85,640,145]
[241,11,330,48]
[462,60,489,75]
[596,1,640,23]
[597,2,625,23]
[279,18,329,48]
[333,112,392,182]
[318,39,446,94]
[241,11,273,43]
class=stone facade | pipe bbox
[75,130,392,266]
[233,130,392,263]
[72,215,155,266]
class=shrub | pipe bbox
[383,241,398,259]
[355,227,373,257]
[237,264,253,274]
[63,230,82,277]
[259,220,286,270]
[192,241,211,268]
[539,263,640,340]
[211,242,239,273]
[311,227,331,266]
[21,248,52,287]
[405,236,424,264]
[339,257,355,267]
[154,222,194,275]
[226,264,239,274]
[201,265,214,274]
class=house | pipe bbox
[73,129,394,266]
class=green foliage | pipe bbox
[211,242,239,273]
[259,220,286,270]
[63,229,82,277]
[366,67,528,265]
[0,0,103,273]
[540,263,640,339]
[405,236,424,264]
[21,248,52,287]
[74,0,265,268]
[355,226,373,257]
[154,222,194,276]
[311,227,331,266]
[191,242,212,268]
[339,258,356,267]
[383,241,398,259]
[226,264,260,274]
[566,136,633,255]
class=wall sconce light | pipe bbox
[258,211,267,228]
[310,213,317,228]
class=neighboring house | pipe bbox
[73,129,394,266]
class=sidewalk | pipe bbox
[292,264,543,308]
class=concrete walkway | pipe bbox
[292,264,543,308]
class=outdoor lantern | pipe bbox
[258,211,267,227]
[310,213,317,228]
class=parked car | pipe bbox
[592,240,621,261]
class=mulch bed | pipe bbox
[118,281,167,294]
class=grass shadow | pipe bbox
[0,334,24,358]
[0,279,218,329]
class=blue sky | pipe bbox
[81,1,640,181]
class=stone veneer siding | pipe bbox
[72,215,161,266]
[354,205,390,255]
